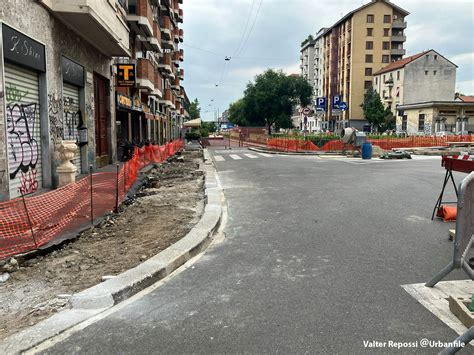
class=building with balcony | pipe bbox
[298,0,409,131]
[373,50,457,133]
[0,0,130,201]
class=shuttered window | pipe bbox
[4,63,42,198]
[63,83,81,174]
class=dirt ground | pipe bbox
[0,151,205,340]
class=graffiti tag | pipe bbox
[6,103,39,179]
[6,83,29,104]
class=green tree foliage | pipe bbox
[228,69,313,135]
[201,121,216,133]
[189,98,201,120]
[361,88,393,132]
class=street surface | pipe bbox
[41,148,469,354]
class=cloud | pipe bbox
[182,0,474,120]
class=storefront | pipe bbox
[2,24,47,199]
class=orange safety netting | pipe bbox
[0,140,184,260]
[266,135,474,152]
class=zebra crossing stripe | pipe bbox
[214,155,225,162]
[229,154,242,160]
[244,154,259,159]
[258,153,273,157]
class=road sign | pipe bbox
[316,97,327,112]
[332,95,342,110]
[339,102,348,111]
[302,107,311,116]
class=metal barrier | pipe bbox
[439,326,474,354]
[426,172,474,287]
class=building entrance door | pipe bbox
[94,74,109,167]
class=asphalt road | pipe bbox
[42,149,469,354]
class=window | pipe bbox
[397,71,400,80]
[434,55,438,60]
[383,74,386,82]
[365,68,372,76]
[366,54,373,63]
[384,28,390,36]
[375,77,378,85]
[367,28,373,36]
[402,115,407,131]
[364,81,372,90]
[382,42,390,50]
[384,15,391,23]
[367,14,374,23]
[382,55,390,63]
[433,70,437,75]
[366,41,373,50]
[425,71,428,75]
[418,114,425,131]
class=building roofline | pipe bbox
[330,0,409,29]
[398,101,474,109]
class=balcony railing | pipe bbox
[392,20,407,29]
[391,35,406,42]
[153,71,163,97]
[391,48,406,56]
[127,0,153,36]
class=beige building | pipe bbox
[322,0,409,131]
[373,50,457,132]
[397,101,474,135]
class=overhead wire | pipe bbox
[233,0,257,57]
[234,0,264,58]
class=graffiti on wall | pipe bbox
[48,92,63,146]
[63,96,79,141]
[6,84,40,195]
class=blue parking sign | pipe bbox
[316,97,327,112]
[332,95,342,110]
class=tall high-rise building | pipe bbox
[300,0,409,131]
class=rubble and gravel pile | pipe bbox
[0,150,205,340]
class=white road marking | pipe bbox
[258,153,274,157]
[244,153,258,159]
[214,155,225,162]
[229,154,242,160]
[402,280,474,337]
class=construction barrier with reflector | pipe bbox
[426,171,474,287]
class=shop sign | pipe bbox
[2,24,46,72]
[62,56,84,87]
[116,63,136,87]
[117,93,133,110]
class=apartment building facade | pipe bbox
[0,0,187,202]
[300,0,409,131]
[373,50,457,133]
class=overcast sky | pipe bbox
[181,0,474,121]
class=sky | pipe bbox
[181,0,474,121]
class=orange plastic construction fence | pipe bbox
[266,135,474,152]
[437,205,457,222]
[0,140,184,260]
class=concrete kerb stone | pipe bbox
[0,150,224,355]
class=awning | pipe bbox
[183,118,201,128]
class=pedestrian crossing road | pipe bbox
[214,152,272,161]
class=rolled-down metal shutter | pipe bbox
[4,63,42,199]
[63,83,81,174]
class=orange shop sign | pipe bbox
[116,63,136,87]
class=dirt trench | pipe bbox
[0,151,205,340]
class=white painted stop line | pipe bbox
[214,155,225,162]
[244,154,258,159]
[229,154,242,160]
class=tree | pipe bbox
[228,99,248,126]
[361,88,392,132]
[189,98,201,120]
[201,121,216,133]
[229,69,313,135]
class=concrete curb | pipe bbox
[0,150,223,355]
[248,146,334,156]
